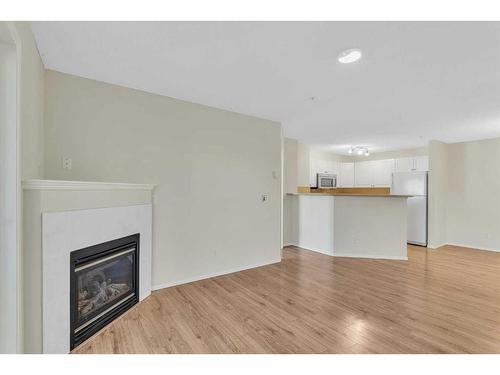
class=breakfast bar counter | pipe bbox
[284,192,411,260]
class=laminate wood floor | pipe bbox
[72,245,500,353]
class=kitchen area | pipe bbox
[283,139,429,260]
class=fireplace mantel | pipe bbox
[22,179,156,191]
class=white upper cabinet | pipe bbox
[372,159,395,186]
[339,162,355,187]
[354,161,374,187]
[414,156,429,171]
[394,156,429,172]
[394,157,413,172]
[355,159,394,187]
[317,159,338,175]
[309,154,427,189]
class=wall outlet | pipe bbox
[61,156,72,170]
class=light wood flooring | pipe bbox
[72,245,500,353]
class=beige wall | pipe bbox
[283,137,312,191]
[283,138,298,194]
[428,137,500,252]
[310,149,353,163]
[11,22,45,179]
[308,147,428,164]
[282,137,303,245]
[446,138,500,251]
[428,140,449,249]
[44,70,282,289]
[296,141,310,187]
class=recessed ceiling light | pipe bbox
[338,48,362,64]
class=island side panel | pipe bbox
[283,194,299,246]
[295,195,335,255]
[333,196,408,260]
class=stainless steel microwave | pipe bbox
[317,173,337,188]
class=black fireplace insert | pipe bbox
[70,233,139,350]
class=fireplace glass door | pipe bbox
[70,234,139,349]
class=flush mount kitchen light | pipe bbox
[348,146,370,156]
[338,48,362,64]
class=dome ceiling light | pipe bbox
[338,48,362,64]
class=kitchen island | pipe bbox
[284,192,411,260]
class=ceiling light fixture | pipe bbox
[348,146,370,156]
[338,48,362,64]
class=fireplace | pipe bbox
[70,234,140,349]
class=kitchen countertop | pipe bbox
[287,192,413,198]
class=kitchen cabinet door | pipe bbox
[414,156,429,171]
[339,162,355,187]
[316,159,338,174]
[354,161,374,187]
[394,157,412,172]
[309,158,318,187]
[372,159,394,186]
[395,156,429,172]
[329,160,339,175]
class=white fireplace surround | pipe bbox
[42,204,152,354]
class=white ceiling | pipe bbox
[32,21,500,154]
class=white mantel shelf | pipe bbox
[22,179,156,191]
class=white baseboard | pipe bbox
[427,241,500,253]
[446,242,500,253]
[427,242,447,249]
[284,242,334,256]
[284,243,406,260]
[332,252,408,260]
[152,258,281,291]
[300,245,334,256]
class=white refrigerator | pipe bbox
[391,171,428,246]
